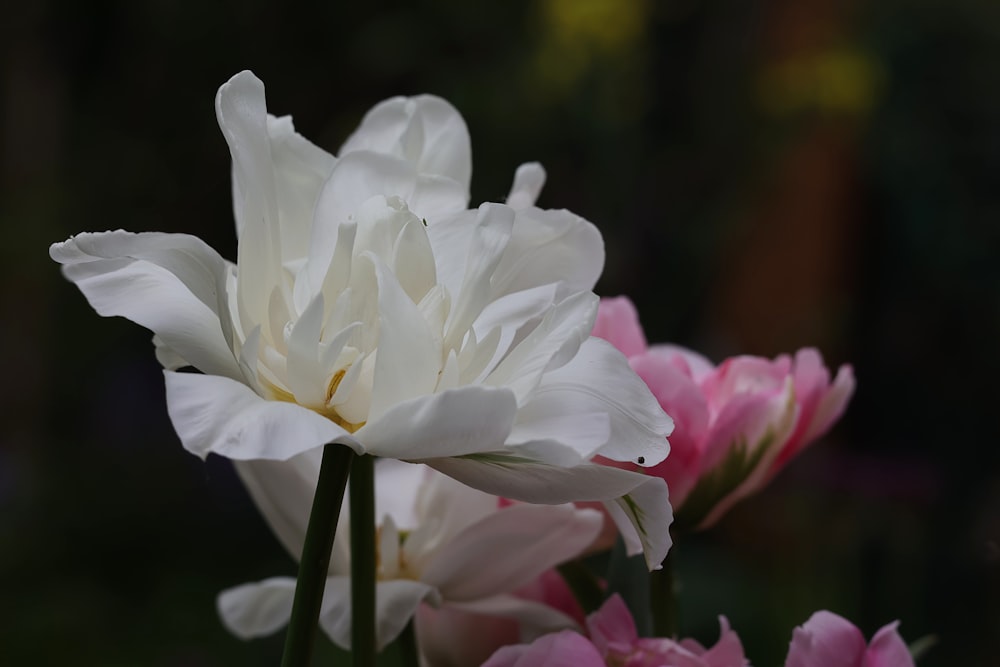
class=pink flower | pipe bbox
[417,569,586,667]
[785,611,915,667]
[592,296,854,529]
[482,594,748,667]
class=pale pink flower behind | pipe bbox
[592,296,855,529]
[785,611,915,667]
[482,594,747,667]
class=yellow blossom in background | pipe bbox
[534,0,651,100]
[757,47,884,118]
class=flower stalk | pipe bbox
[280,444,354,667]
[350,454,377,665]
[650,547,677,638]
[396,619,420,667]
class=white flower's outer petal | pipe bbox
[506,162,547,209]
[164,370,359,461]
[308,151,467,287]
[50,231,240,380]
[525,337,673,466]
[506,412,611,467]
[216,71,283,330]
[358,386,518,460]
[317,577,440,651]
[603,473,674,570]
[153,335,187,370]
[233,451,325,563]
[446,594,580,637]
[339,94,472,194]
[486,292,599,403]
[217,577,296,639]
[422,505,602,602]
[426,456,672,570]
[367,256,442,421]
[373,459,424,528]
[266,114,337,261]
[493,207,604,300]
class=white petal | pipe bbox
[317,577,440,651]
[233,450,325,562]
[506,162,547,209]
[217,577,296,639]
[525,337,673,466]
[286,293,326,406]
[359,386,518,460]
[603,473,674,570]
[216,71,283,330]
[493,206,604,300]
[308,151,466,288]
[153,335,187,370]
[486,292,599,403]
[339,94,472,194]
[426,456,672,570]
[266,114,337,262]
[443,204,515,352]
[374,459,425,529]
[164,370,359,460]
[446,594,579,637]
[367,255,442,421]
[506,412,611,466]
[51,231,240,380]
[422,505,602,601]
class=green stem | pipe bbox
[396,618,420,667]
[557,560,606,614]
[650,547,677,638]
[350,454,377,666]
[280,444,354,667]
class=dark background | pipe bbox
[2,0,998,664]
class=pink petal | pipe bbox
[592,296,648,358]
[482,630,606,667]
[785,611,867,667]
[863,621,915,667]
[629,351,710,507]
[585,594,639,655]
[699,616,750,667]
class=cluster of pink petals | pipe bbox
[482,594,747,667]
[786,611,915,667]
[481,598,915,667]
[592,296,855,528]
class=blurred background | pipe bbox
[2,0,998,664]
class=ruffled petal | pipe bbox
[585,594,639,654]
[426,456,672,570]
[164,370,356,461]
[785,611,867,667]
[506,162,547,210]
[491,206,604,300]
[358,386,518,460]
[216,71,283,331]
[266,114,337,261]
[316,577,439,651]
[482,630,606,667]
[486,292,599,403]
[217,577,296,639]
[232,451,331,563]
[308,151,467,288]
[339,94,471,195]
[50,230,240,380]
[421,505,602,601]
[864,621,915,667]
[523,337,673,466]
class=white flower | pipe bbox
[50,70,673,567]
[218,459,601,650]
